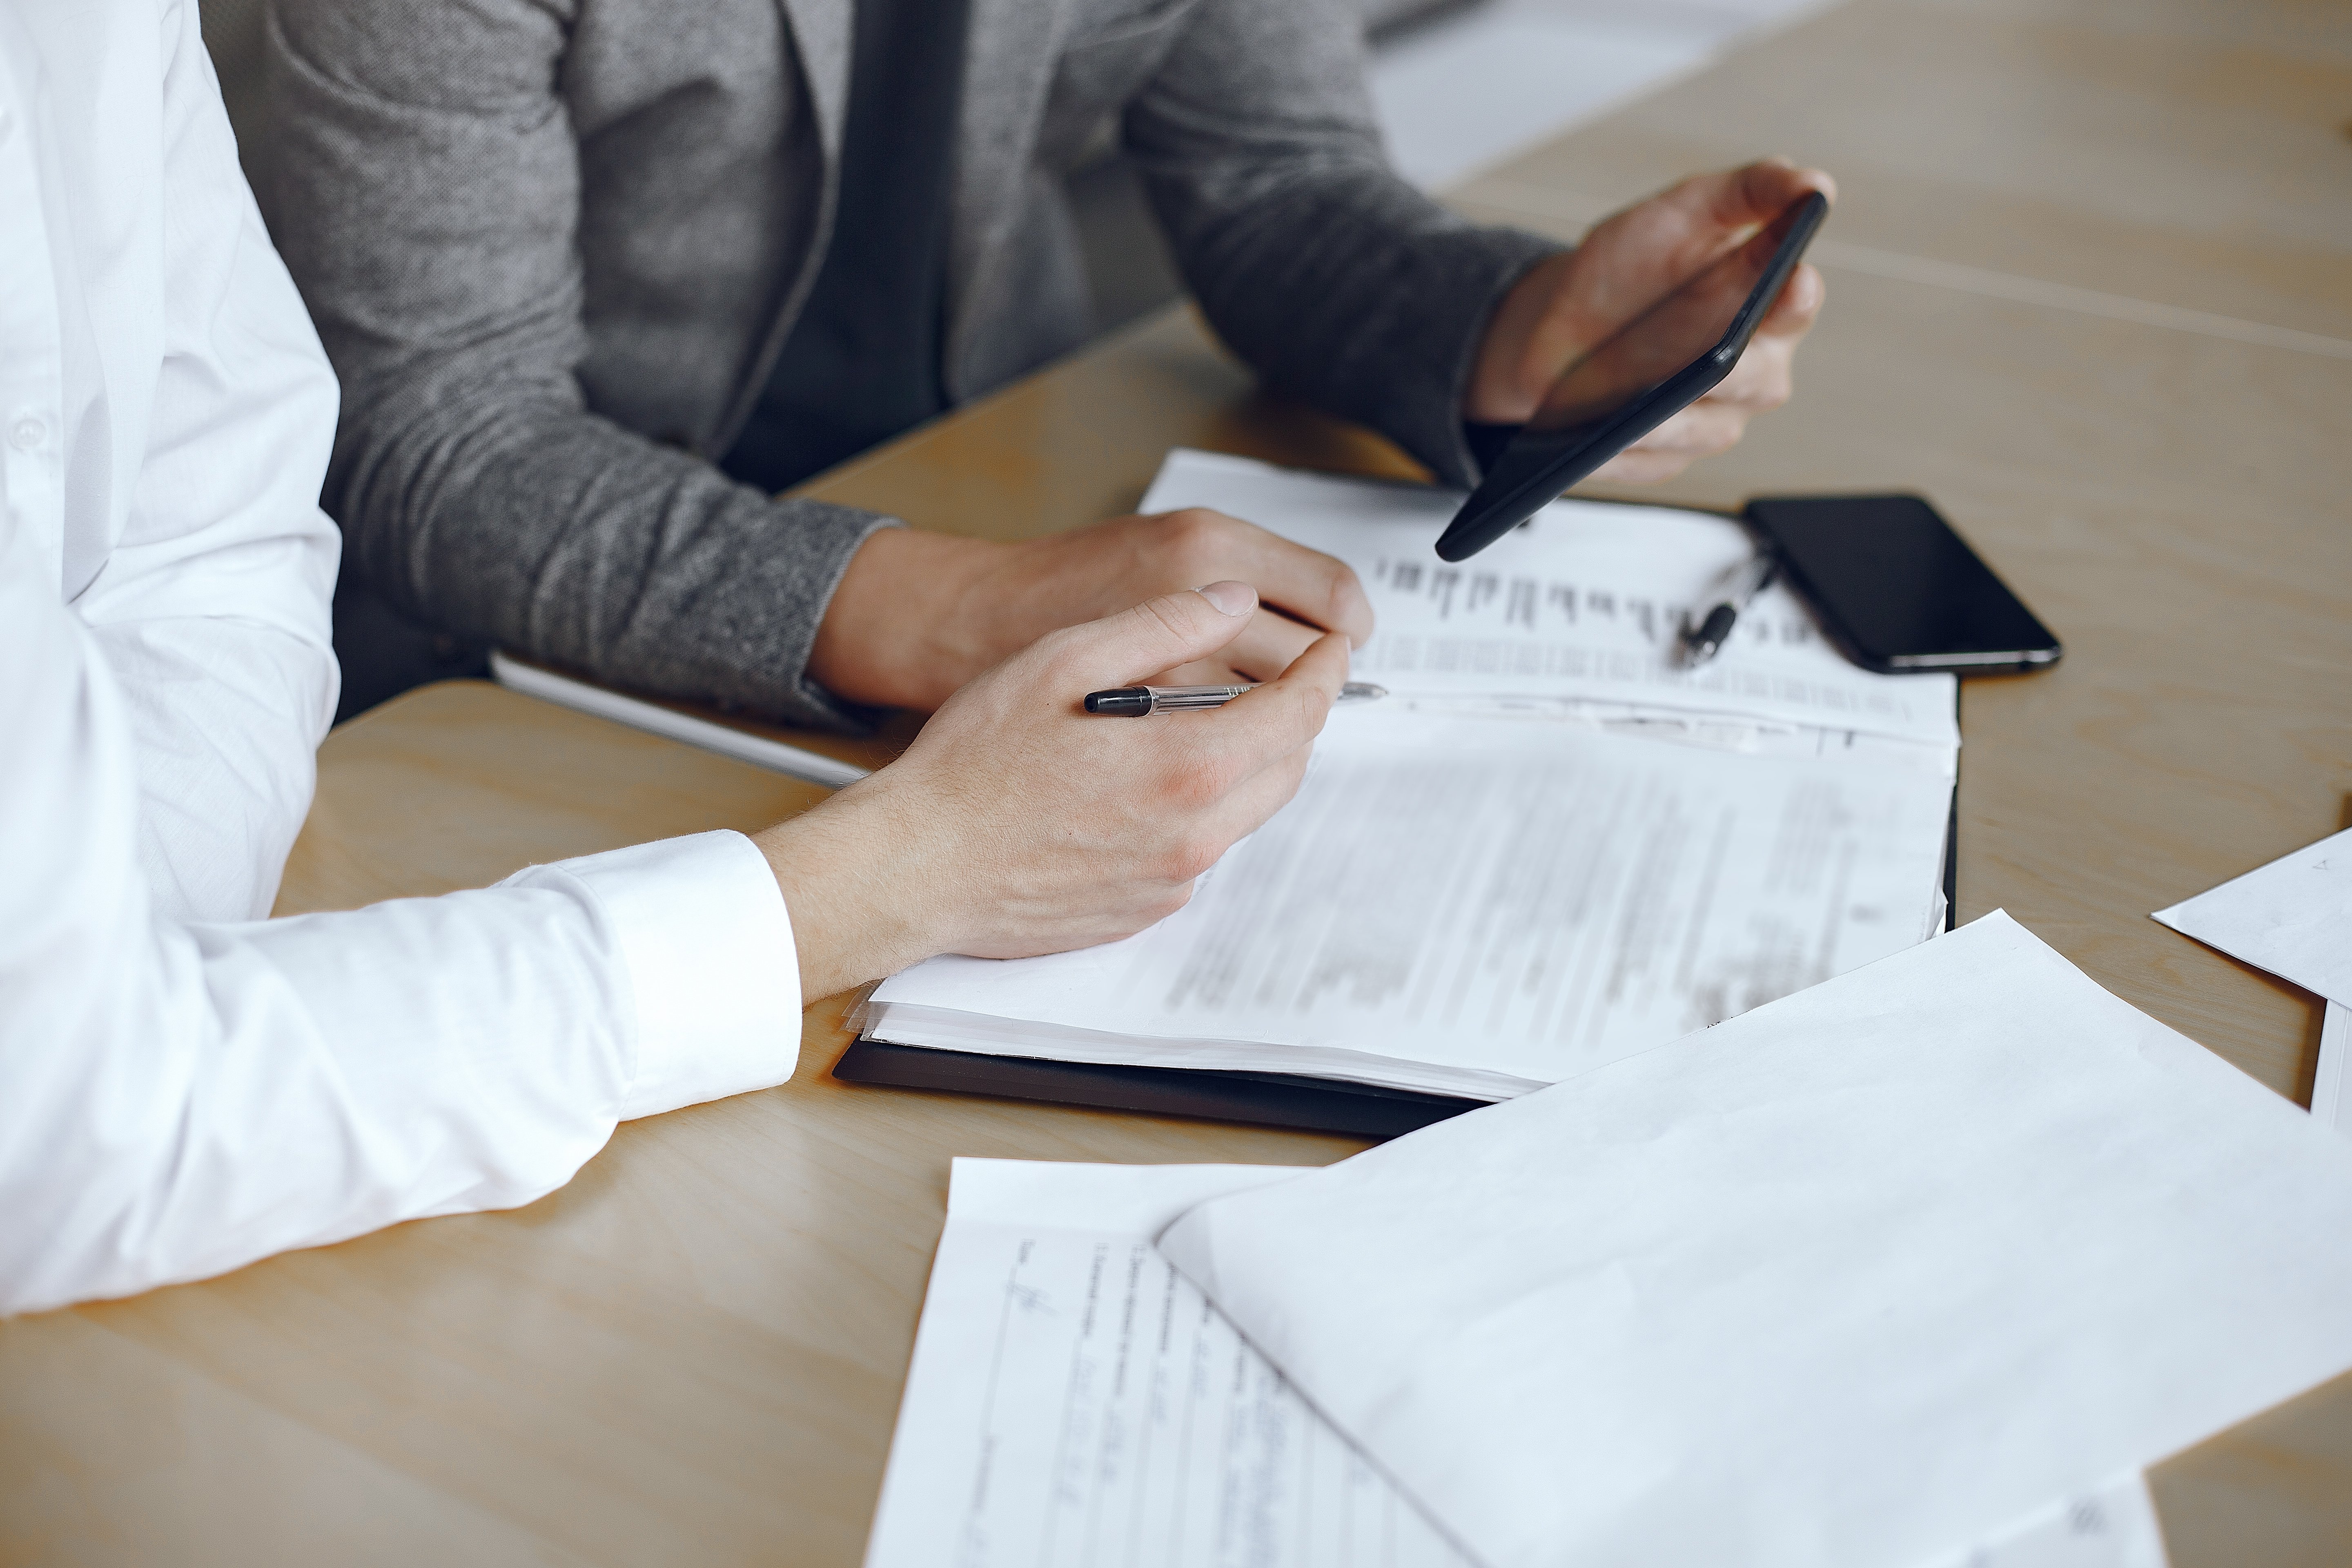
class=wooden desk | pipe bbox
[5,0,2348,1561]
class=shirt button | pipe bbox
[8,417,43,452]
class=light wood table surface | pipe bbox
[5,0,2349,1563]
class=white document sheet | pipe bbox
[869,709,1953,1098]
[1142,450,1959,752]
[2315,1002,2350,1135]
[2152,826,2352,1136]
[1917,1473,2167,1568]
[862,1160,1470,1568]
[1156,913,2352,1568]
[2151,826,2352,1008]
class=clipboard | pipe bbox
[831,1041,1485,1138]
[835,685,1963,1140]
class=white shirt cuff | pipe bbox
[548,830,802,1120]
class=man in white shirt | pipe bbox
[0,0,1345,1316]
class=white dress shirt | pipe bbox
[0,0,802,1316]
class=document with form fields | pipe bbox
[865,451,1959,1099]
[867,1152,2166,1568]
[1144,450,1959,752]
[1155,913,2352,1568]
[869,1152,2174,1568]
[861,1160,1470,1568]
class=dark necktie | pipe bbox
[720,0,975,494]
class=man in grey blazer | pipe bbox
[253,0,1827,725]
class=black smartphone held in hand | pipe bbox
[1743,493,2062,675]
[1436,189,1829,563]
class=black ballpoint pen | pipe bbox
[1083,682,1388,716]
[1679,553,1777,668]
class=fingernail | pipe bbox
[1196,580,1256,617]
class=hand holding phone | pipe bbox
[1439,190,1830,561]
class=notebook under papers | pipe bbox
[837,451,1961,1131]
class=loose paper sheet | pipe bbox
[870,709,1951,1098]
[2152,826,2352,1136]
[862,1160,1470,1568]
[1156,913,2352,1568]
[2151,826,2352,1009]
[1142,450,1959,751]
[1914,1473,2167,1568]
[2316,1002,2350,1136]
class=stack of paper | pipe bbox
[2153,827,2352,1129]
[1150,913,2352,1568]
[864,452,1960,1099]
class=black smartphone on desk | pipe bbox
[1744,494,2062,674]
[1437,189,1829,562]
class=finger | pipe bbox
[1595,160,1837,300]
[1152,508,1376,648]
[1588,445,1702,485]
[1043,581,1261,690]
[1538,165,1836,389]
[1753,262,1826,341]
[1144,632,1347,805]
[1142,606,1321,686]
[1150,654,1253,688]
[1198,630,1352,773]
[1244,535,1374,648]
[1220,606,1323,683]
[1698,339,1797,415]
[1685,158,1837,234]
[1619,400,1752,459]
[1590,406,1752,481]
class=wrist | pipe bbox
[752,781,950,1000]
[1464,247,1580,425]
[807,528,1013,710]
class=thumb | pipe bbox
[1686,158,1835,235]
[1056,581,1260,687]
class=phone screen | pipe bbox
[1744,494,2061,674]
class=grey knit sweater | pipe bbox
[252,0,1560,726]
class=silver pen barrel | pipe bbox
[1141,685,1254,712]
[1142,682,1388,710]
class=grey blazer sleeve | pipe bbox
[252,0,889,728]
[1127,0,1564,488]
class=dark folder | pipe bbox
[833,1039,1486,1138]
